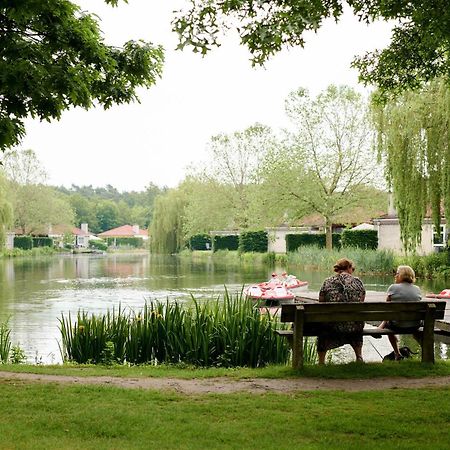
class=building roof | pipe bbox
[98,225,148,238]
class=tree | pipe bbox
[95,200,120,232]
[0,1,164,151]
[194,124,276,229]
[0,173,13,248]
[372,79,450,252]
[3,148,74,234]
[260,85,382,249]
[150,188,188,254]
[11,185,74,235]
[173,1,450,94]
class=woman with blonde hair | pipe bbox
[377,265,422,360]
[318,258,366,364]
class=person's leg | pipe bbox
[388,334,402,359]
[378,321,387,329]
[318,351,327,365]
[351,343,363,362]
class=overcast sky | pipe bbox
[21,1,393,192]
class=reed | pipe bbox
[0,320,11,363]
[59,293,294,367]
[288,246,395,274]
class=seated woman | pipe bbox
[378,265,422,360]
[318,258,366,364]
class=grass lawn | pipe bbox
[0,380,449,449]
[1,360,450,379]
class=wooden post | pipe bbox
[293,305,305,370]
[422,304,436,363]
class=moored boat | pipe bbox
[426,289,450,299]
[245,272,309,305]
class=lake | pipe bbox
[0,253,448,363]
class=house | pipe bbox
[97,224,148,246]
[7,223,92,249]
[373,213,445,255]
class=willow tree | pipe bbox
[372,79,450,252]
[150,188,188,254]
[0,174,13,248]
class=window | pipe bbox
[432,224,446,249]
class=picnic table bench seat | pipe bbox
[275,300,446,369]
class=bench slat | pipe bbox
[280,301,446,322]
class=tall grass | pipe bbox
[0,320,11,363]
[59,292,296,367]
[288,246,395,274]
[396,251,450,279]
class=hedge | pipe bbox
[213,235,239,251]
[89,240,108,251]
[13,236,33,250]
[341,229,378,250]
[239,230,268,253]
[286,233,341,251]
[32,237,53,248]
[189,234,212,250]
[105,237,144,248]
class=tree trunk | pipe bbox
[325,220,333,250]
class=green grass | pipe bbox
[0,380,449,449]
[1,360,450,379]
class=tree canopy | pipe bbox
[259,85,382,249]
[0,0,164,151]
[173,1,450,94]
[372,78,450,252]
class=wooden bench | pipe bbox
[276,300,447,369]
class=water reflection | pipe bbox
[0,253,448,364]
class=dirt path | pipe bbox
[1,371,450,394]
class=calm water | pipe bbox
[0,253,448,363]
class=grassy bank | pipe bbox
[183,247,450,279]
[2,360,450,379]
[0,379,449,449]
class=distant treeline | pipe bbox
[56,183,167,234]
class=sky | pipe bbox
[21,1,393,192]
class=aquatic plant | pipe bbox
[0,320,11,363]
[288,246,395,274]
[59,292,295,368]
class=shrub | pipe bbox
[341,229,378,250]
[32,237,53,248]
[189,234,212,250]
[106,237,144,248]
[239,230,268,253]
[286,233,341,251]
[13,236,33,250]
[89,239,108,251]
[213,235,239,251]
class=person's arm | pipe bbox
[386,284,395,302]
[319,282,326,303]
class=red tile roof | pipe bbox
[98,225,148,238]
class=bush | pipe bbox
[32,237,53,248]
[341,229,378,250]
[14,236,33,250]
[89,240,108,251]
[189,234,212,250]
[239,230,268,253]
[106,237,144,248]
[213,235,239,251]
[286,233,341,251]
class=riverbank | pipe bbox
[183,247,450,279]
